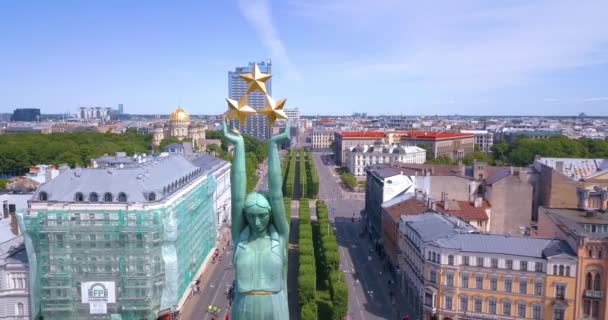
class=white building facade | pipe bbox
[348,144,426,176]
[311,130,334,149]
[0,236,30,320]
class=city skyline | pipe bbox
[1,1,608,116]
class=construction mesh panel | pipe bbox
[18,175,217,320]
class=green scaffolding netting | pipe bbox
[18,175,217,320]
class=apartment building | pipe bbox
[311,130,334,149]
[400,131,475,160]
[347,143,425,176]
[399,212,577,320]
[334,131,386,165]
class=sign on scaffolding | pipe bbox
[81,282,116,314]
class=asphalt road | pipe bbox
[312,152,411,320]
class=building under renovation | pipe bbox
[18,153,224,320]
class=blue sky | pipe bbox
[1,0,607,116]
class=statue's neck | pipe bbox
[248,229,269,242]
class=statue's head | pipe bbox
[244,192,271,234]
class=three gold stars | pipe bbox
[225,63,288,126]
[225,95,256,125]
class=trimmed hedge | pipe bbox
[301,302,318,320]
[313,200,349,320]
[298,198,316,306]
[305,149,319,198]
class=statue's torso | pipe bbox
[235,234,283,293]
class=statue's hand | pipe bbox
[223,118,244,145]
[270,120,290,145]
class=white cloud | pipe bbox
[238,0,301,80]
[584,97,608,102]
[287,0,608,91]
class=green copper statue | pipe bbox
[224,119,290,320]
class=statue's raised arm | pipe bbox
[267,121,290,239]
[223,119,246,244]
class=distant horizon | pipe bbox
[1,1,607,115]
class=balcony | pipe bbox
[584,290,603,299]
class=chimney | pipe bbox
[556,161,564,173]
[474,197,482,208]
[518,168,527,181]
[9,212,19,236]
[510,166,514,175]
[601,190,608,211]
[45,169,53,183]
[577,187,590,210]
[431,201,437,211]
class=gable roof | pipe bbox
[383,197,429,221]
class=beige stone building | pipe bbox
[311,130,334,149]
[400,131,475,160]
[151,106,205,148]
[334,131,386,165]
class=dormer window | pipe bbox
[118,192,127,203]
[104,192,113,202]
[75,192,84,202]
[148,192,156,201]
[39,192,48,201]
[89,192,99,202]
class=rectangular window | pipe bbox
[518,302,526,318]
[430,270,437,284]
[474,297,482,312]
[506,259,513,269]
[556,283,566,299]
[532,304,542,320]
[520,261,528,271]
[461,273,469,288]
[490,276,498,291]
[460,297,468,312]
[446,273,454,287]
[553,308,565,320]
[489,299,497,314]
[504,278,512,292]
[448,255,454,265]
[445,296,452,310]
[535,262,543,272]
[477,257,484,267]
[519,279,528,294]
[463,256,470,266]
[535,281,543,296]
[503,301,512,316]
[491,258,498,268]
[476,274,483,289]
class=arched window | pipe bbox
[104,192,113,202]
[15,303,24,315]
[586,272,593,290]
[89,192,98,202]
[118,192,127,203]
[553,265,558,275]
[594,274,601,291]
[559,265,564,276]
[39,191,48,201]
[75,192,84,202]
[565,266,570,277]
[148,192,156,201]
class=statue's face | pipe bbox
[245,205,271,234]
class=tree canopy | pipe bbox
[0,131,152,176]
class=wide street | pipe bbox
[312,152,411,320]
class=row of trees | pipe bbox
[298,198,318,319]
[337,167,357,190]
[299,149,308,199]
[313,201,348,320]
[304,149,320,198]
[283,150,296,197]
[0,129,152,176]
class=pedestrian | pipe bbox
[225,313,230,320]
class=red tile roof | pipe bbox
[435,200,490,221]
[383,198,429,220]
[338,131,386,138]
[400,131,474,139]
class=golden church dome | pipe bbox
[170,106,190,121]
